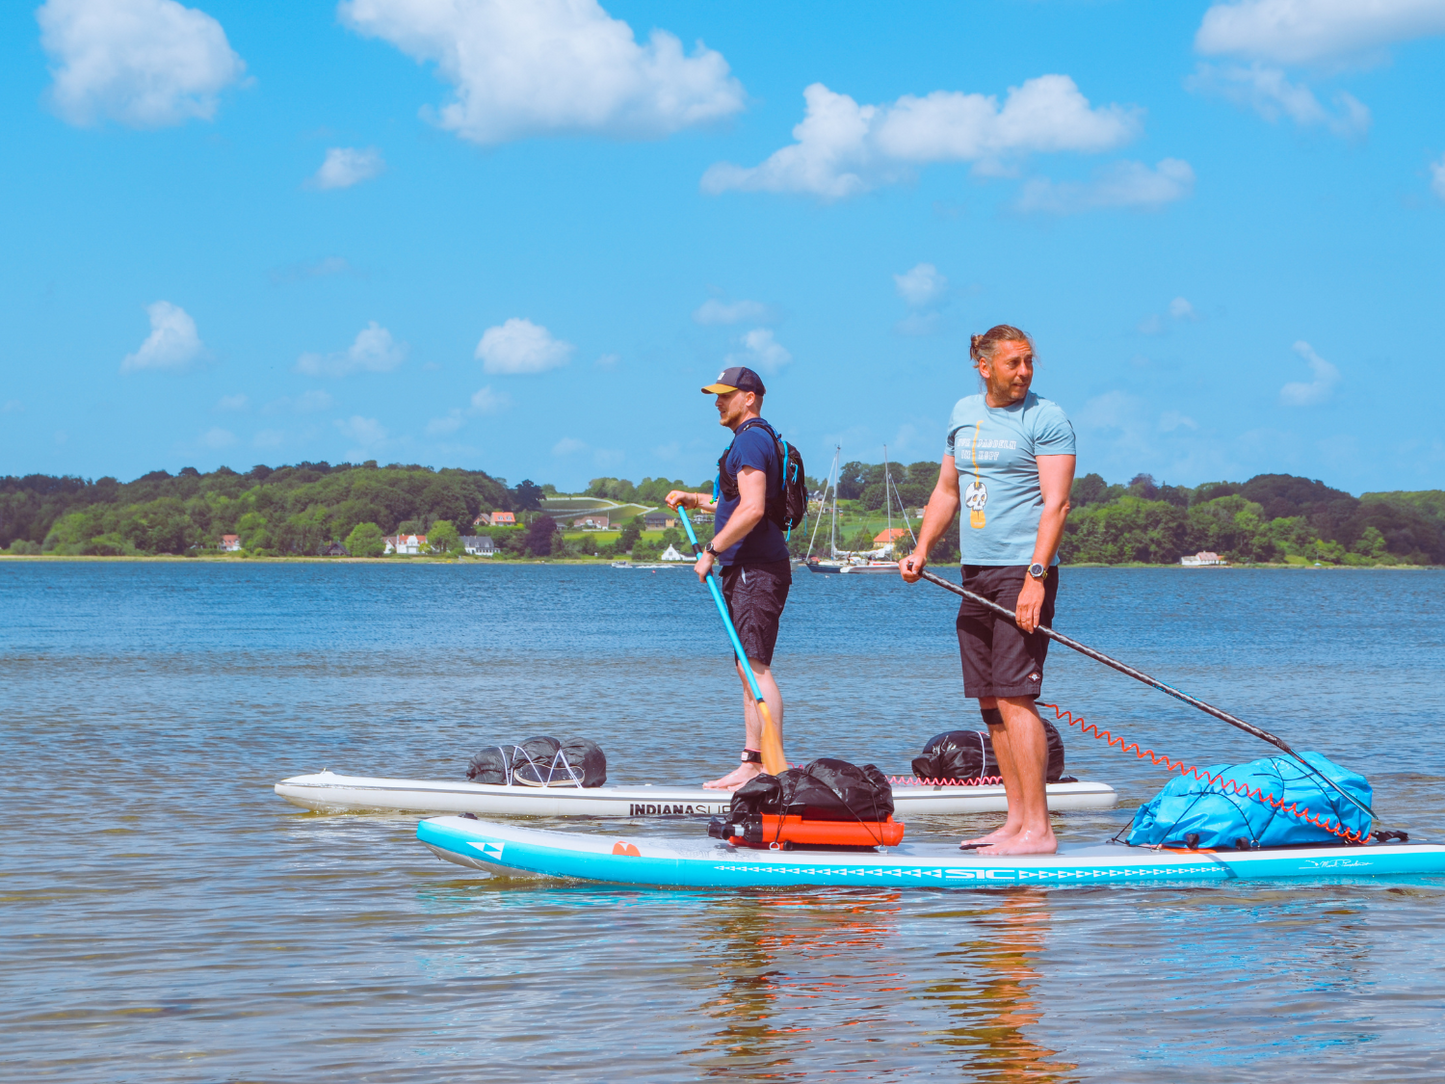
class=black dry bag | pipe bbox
[911,721,1068,783]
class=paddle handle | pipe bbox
[915,568,1376,822]
[676,506,787,775]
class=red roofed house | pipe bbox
[384,534,427,555]
[873,528,910,546]
[490,511,517,526]
[220,534,241,552]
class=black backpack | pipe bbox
[715,419,808,537]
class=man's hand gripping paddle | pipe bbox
[915,568,1376,823]
[677,507,787,776]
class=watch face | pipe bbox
[1029,563,1045,578]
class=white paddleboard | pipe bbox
[274,770,1118,817]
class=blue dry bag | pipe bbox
[1126,751,1371,849]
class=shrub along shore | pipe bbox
[1,461,1441,567]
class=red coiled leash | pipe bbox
[1039,702,1367,844]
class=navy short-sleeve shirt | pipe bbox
[715,420,791,566]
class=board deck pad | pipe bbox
[275,770,1118,817]
[416,815,1445,888]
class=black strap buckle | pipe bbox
[740,749,762,764]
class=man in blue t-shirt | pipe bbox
[666,366,792,790]
[900,325,1076,855]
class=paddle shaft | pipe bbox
[917,568,1377,821]
[676,506,787,775]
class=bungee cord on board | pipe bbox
[1038,702,1369,845]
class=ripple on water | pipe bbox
[1,562,1443,1081]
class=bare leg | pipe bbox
[961,697,1014,847]
[975,697,1056,855]
[704,659,784,790]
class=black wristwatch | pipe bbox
[1027,562,1048,581]
[705,542,719,558]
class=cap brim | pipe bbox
[700,383,739,394]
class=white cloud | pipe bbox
[200,426,235,448]
[296,321,407,377]
[253,429,285,449]
[895,312,941,337]
[338,0,744,145]
[121,300,206,373]
[215,393,248,411]
[594,352,620,369]
[309,147,385,190]
[269,256,353,284]
[702,75,1140,199]
[38,0,246,128]
[263,390,334,414]
[475,318,573,374]
[1,400,23,414]
[692,298,772,325]
[1187,63,1370,136]
[336,415,388,447]
[726,328,792,373]
[552,437,588,456]
[470,385,511,413]
[894,263,947,307]
[1016,158,1195,214]
[1141,297,1199,334]
[1159,411,1199,432]
[426,410,464,436]
[1195,0,1445,65]
[1431,154,1445,199]
[1280,340,1340,405]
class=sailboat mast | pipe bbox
[831,446,840,557]
[883,445,892,555]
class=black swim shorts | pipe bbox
[720,559,792,666]
[955,564,1059,700]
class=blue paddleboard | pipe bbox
[417,816,1445,888]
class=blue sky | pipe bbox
[2,0,1444,495]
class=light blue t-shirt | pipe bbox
[944,392,1076,566]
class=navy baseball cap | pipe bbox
[701,366,766,395]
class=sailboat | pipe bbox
[804,446,918,575]
[838,444,908,574]
[803,446,847,573]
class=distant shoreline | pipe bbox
[0,555,1436,570]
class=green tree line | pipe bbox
[3,460,1441,565]
[0,462,542,557]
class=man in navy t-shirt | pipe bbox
[666,366,792,790]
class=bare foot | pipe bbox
[703,763,763,790]
[960,823,1019,849]
[978,825,1057,856]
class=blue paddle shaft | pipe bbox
[676,506,767,704]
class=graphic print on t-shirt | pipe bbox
[966,419,987,528]
[964,479,988,528]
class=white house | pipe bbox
[384,533,427,555]
[220,534,241,552]
[1180,551,1224,567]
[461,535,495,556]
[659,543,690,562]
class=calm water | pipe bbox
[2,560,1443,1082]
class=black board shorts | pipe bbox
[720,559,792,666]
[955,564,1059,700]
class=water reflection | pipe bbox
[683,886,1075,1082]
[921,888,1076,1082]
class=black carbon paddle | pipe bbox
[915,567,1377,822]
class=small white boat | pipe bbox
[275,770,1118,818]
[839,560,899,574]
